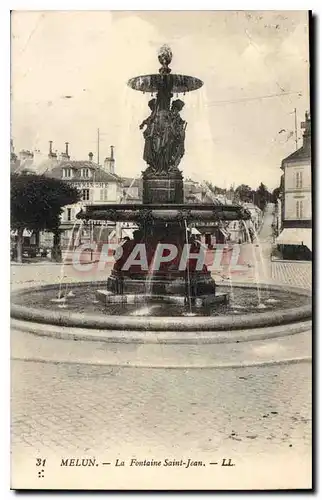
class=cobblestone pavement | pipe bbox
[12,360,311,456]
[271,261,312,290]
[259,205,311,290]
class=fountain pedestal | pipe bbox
[105,212,219,306]
[142,168,184,204]
[106,269,219,300]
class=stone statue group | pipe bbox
[139,98,187,174]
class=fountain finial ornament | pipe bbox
[158,44,173,74]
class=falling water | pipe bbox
[187,87,217,183]
[117,88,142,199]
[117,85,147,189]
[242,220,262,307]
[145,265,154,297]
[184,220,193,315]
[117,86,136,162]
[226,243,235,303]
[145,244,158,298]
[190,175,221,204]
[130,305,159,316]
[97,223,105,246]
[56,220,77,300]
[57,220,84,300]
[122,175,141,202]
[201,181,221,203]
[249,220,270,299]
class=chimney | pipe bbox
[103,145,115,174]
[49,140,53,156]
[301,111,311,153]
[19,149,34,161]
[88,152,93,161]
[60,142,70,161]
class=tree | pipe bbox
[271,186,281,204]
[11,173,80,262]
[254,182,270,211]
[235,184,253,203]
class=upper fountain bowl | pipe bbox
[128,44,203,94]
[127,74,203,94]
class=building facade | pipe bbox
[11,141,125,249]
[276,111,312,258]
[184,178,218,204]
[47,146,123,248]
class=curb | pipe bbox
[11,355,312,370]
[271,258,312,264]
[12,326,311,369]
[11,318,312,345]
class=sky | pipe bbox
[11,10,310,190]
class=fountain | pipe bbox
[77,45,250,308]
[11,45,311,350]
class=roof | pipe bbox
[276,228,311,251]
[281,146,311,167]
[30,158,59,175]
[184,178,199,185]
[11,158,35,174]
[47,161,122,183]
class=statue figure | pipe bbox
[140,97,187,174]
[170,99,186,169]
[139,99,157,168]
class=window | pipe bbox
[295,171,303,189]
[67,208,72,221]
[63,168,72,178]
[81,168,90,178]
[100,188,109,201]
[81,189,90,201]
[296,200,304,219]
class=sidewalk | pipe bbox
[12,324,311,369]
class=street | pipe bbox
[10,204,312,489]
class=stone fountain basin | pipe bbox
[77,203,251,223]
[11,282,311,335]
